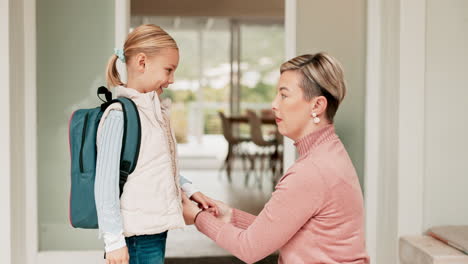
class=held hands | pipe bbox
[182,193,202,225]
[182,193,233,225]
[105,246,129,264]
[211,199,233,224]
[190,191,219,216]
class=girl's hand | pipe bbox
[182,193,202,225]
[190,192,219,216]
[105,246,129,264]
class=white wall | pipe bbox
[423,0,468,229]
[294,0,367,187]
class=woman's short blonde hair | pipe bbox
[106,24,178,88]
[280,52,346,122]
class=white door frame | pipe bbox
[363,0,381,261]
[21,0,130,263]
[1,0,12,263]
[283,0,297,170]
[364,0,426,263]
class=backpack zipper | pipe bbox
[79,112,89,173]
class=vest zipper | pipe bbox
[152,102,180,197]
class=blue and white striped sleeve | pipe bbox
[94,110,126,252]
[180,175,199,197]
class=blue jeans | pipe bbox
[125,231,168,264]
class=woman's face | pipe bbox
[271,70,315,141]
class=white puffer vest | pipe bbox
[97,86,185,237]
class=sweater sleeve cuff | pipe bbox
[195,211,225,241]
[103,231,126,252]
[232,208,256,229]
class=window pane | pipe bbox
[240,23,284,113]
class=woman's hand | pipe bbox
[211,199,233,224]
[105,246,129,264]
[182,193,202,225]
[190,191,219,216]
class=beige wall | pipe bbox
[423,0,468,229]
[132,0,284,18]
[295,0,367,187]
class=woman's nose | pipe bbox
[271,96,279,111]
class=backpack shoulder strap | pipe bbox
[104,97,141,196]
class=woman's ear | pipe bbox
[134,53,147,73]
[311,96,328,116]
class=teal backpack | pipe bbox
[68,86,141,229]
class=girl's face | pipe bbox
[271,70,318,141]
[135,48,179,94]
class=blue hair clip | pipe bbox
[114,48,126,63]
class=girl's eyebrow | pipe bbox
[168,64,177,68]
[279,87,289,91]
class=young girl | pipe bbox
[95,24,217,264]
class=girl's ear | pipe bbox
[135,53,147,73]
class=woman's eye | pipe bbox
[281,94,287,99]
[166,69,172,73]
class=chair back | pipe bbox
[246,110,271,146]
[218,111,237,144]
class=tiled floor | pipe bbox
[165,167,276,259]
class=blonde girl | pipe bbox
[95,24,217,264]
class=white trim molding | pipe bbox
[115,0,130,83]
[364,0,381,261]
[0,0,12,263]
[24,0,38,263]
[283,0,297,170]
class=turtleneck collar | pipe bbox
[294,124,337,157]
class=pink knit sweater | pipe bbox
[195,125,369,264]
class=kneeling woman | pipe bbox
[183,52,369,264]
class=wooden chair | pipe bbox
[246,110,283,189]
[218,112,250,182]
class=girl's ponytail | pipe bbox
[106,54,124,88]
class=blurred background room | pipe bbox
[3,0,468,263]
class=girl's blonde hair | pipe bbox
[106,24,178,88]
[280,52,346,122]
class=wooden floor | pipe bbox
[166,255,279,264]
